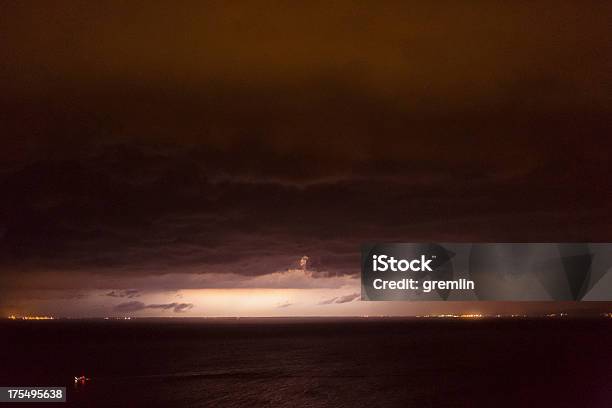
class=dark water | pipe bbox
[1,318,611,407]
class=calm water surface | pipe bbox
[1,318,610,407]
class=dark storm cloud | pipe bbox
[1,136,609,289]
[106,289,141,298]
[147,302,194,313]
[0,1,611,295]
[173,303,194,313]
[319,293,360,305]
[114,301,193,313]
[334,293,360,304]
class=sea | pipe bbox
[1,318,610,407]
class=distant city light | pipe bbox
[8,315,54,320]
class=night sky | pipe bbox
[1,1,611,316]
